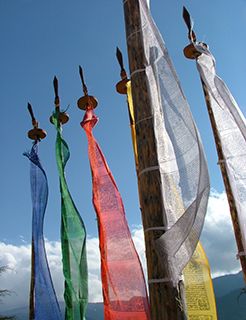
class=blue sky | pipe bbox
[0,0,246,307]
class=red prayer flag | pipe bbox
[81,109,150,320]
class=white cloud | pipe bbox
[0,229,147,311]
[0,243,31,309]
[131,190,242,279]
[0,190,242,311]
[201,189,241,277]
[131,190,241,278]
[131,227,147,276]
[0,238,103,311]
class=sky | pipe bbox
[0,0,246,310]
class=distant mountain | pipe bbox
[213,271,244,298]
[216,288,246,320]
[3,272,246,320]
[85,303,104,320]
[212,271,246,320]
[1,306,26,320]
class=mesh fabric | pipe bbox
[195,43,246,260]
[81,109,150,320]
[127,0,210,285]
[51,112,88,320]
[127,82,217,318]
[183,243,218,319]
[24,142,62,320]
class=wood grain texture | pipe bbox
[123,0,187,318]
[201,79,246,283]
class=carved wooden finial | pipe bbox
[27,103,47,140]
[50,76,69,125]
[115,47,129,94]
[77,66,98,110]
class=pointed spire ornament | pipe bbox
[77,66,98,110]
[183,6,246,283]
[27,103,47,141]
[49,76,69,125]
[115,47,129,94]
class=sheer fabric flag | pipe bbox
[24,142,62,320]
[194,43,246,259]
[127,0,210,285]
[81,109,150,320]
[126,82,138,170]
[183,243,217,319]
[51,112,88,320]
[126,82,217,318]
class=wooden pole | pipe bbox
[123,1,187,319]
[201,78,246,283]
[29,239,35,320]
[27,104,47,320]
[183,7,246,283]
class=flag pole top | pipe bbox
[182,6,206,60]
[50,76,69,125]
[77,66,98,110]
[183,43,201,60]
[27,103,47,141]
[115,47,129,95]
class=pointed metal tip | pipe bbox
[79,65,83,78]
[27,102,35,122]
[182,6,189,17]
[79,65,85,84]
[116,47,122,59]
[116,47,124,71]
[182,6,191,30]
[182,6,197,42]
[53,76,58,98]
[79,66,87,95]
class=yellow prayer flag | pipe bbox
[126,81,217,320]
[184,243,218,319]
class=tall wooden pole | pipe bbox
[201,80,246,283]
[27,103,47,320]
[183,7,246,283]
[123,1,187,319]
[29,239,35,320]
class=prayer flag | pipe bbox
[51,111,88,320]
[24,142,62,320]
[81,108,150,320]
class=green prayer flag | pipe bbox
[52,111,88,320]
